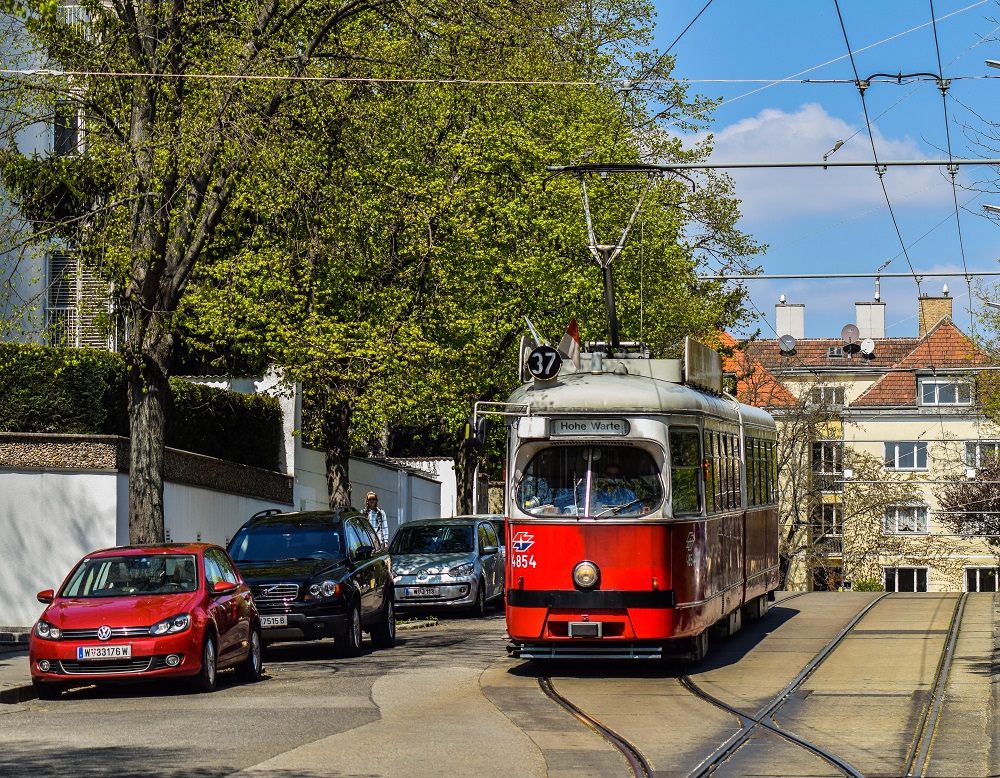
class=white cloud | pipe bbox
[692,103,956,222]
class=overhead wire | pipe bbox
[929,0,976,338]
[833,0,923,296]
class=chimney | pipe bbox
[855,301,886,339]
[917,286,953,337]
[776,298,805,339]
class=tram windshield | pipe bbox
[516,445,662,518]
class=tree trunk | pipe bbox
[455,436,482,515]
[323,402,353,510]
[127,346,170,543]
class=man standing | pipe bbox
[365,491,388,547]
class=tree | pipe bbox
[168,0,764,513]
[938,458,1000,550]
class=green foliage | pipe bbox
[166,379,283,471]
[849,579,885,592]
[0,343,282,470]
[0,342,126,434]
[0,0,764,522]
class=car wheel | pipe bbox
[32,680,62,700]
[469,578,486,617]
[194,634,218,692]
[370,595,396,649]
[335,602,362,657]
[235,627,263,682]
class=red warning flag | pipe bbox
[557,318,581,369]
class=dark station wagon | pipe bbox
[227,509,395,656]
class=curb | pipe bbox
[396,619,439,632]
[0,684,34,705]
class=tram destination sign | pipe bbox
[551,418,630,436]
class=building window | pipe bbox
[966,568,999,592]
[811,441,843,492]
[883,505,929,534]
[966,441,1000,468]
[813,503,843,537]
[884,441,928,471]
[884,567,927,592]
[920,378,972,406]
[54,99,84,156]
[827,346,843,358]
[809,386,845,405]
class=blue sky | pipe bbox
[652,0,1000,339]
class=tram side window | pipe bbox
[745,437,777,507]
[669,427,702,515]
[705,430,742,512]
[704,431,717,512]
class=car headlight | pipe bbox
[35,620,62,640]
[449,563,475,578]
[149,613,191,636]
[307,580,341,599]
[573,561,600,589]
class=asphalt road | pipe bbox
[0,611,558,778]
[4,594,998,777]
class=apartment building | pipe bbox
[0,10,113,350]
[728,290,997,593]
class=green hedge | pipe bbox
[0,342,282,471]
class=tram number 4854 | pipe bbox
[512,554,537,569]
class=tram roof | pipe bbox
[508,363,774,429]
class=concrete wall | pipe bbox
[0,452,441,627]
[0,469,291,628]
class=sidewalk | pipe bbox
[0,628,31,704]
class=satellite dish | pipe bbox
[841,324,860,344]
[778,334,797,353]
[860,338,875,355]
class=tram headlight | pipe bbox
[572,561,600,589]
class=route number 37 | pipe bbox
[527,345,562,381]
[512,554,537,569]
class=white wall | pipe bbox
[2,470,120,627]
[0,469,290,628]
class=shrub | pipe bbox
[849,578,885,592]
[0,342,282,470]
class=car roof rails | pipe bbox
[251,508,284,520]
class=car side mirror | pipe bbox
[36,589,54,604]
[211,580,238,595]
[481,545,499,556]
[354,545,374,561]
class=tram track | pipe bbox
[537,676,653,778]
[537,592,969,778]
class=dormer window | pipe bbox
[809,386,845,406]
[920,378,972,406]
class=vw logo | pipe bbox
[97,625,112,641]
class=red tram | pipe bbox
[501,338,778,661]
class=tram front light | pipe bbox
[573,561,600,589]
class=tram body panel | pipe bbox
[501,352,778,658]
[506,521,674,640]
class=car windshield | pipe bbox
[60,554,199,597]
[228,524,343,562]
[390,525,473,554]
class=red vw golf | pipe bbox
[29,543,263,698]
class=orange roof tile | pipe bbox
[851,317,985,407]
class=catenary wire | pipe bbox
[833,0,923,295]
[929,0,975,338]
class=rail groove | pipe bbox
[537,676,652,778]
